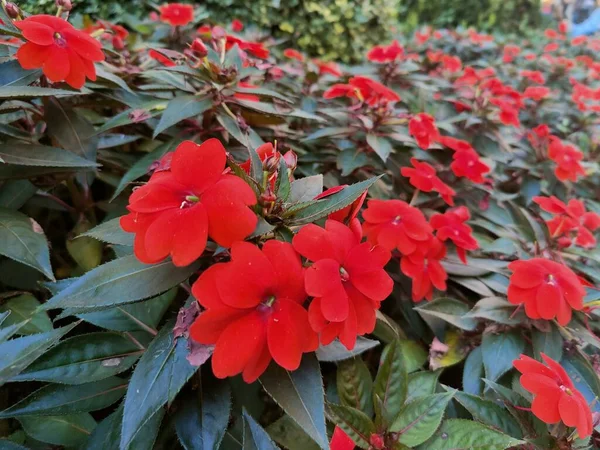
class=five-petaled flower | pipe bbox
[120,139,257,267]
[324,76,400,106]
[401,237,448,301]
[548,138,585,182]
[409,113,439,150]
[190,241,317,382]
[430,206,479,263]
[367,40,404,63]
[293,220,393,350]
[507,258,585,325]
[450,149,490,183]
[514,354,592,438]
[159,3,194,26]
[15,15,105,89]
[401,158,456,206]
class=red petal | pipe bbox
[242,342,271,383]
[16,42,48,69]
[558,392,581,429]
[64,48,86,89]
[189,307,247,343]
[171,139,227,194]
[268,299,312,370]
[304,259,342,297]
[350,269,393,302]
[191,264,228,309]
[325,220,360,263]
[531,391,561,424]
[262,240,306,303]
[344,242,391,275]
[170,204,209,266]
[43,46,70,82]
[292,223,337,262]
[536,282,561,320]
[62,27,105,61]
[18,20,54,45]
[338,303,358,350]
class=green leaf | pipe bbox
[366,134,393,162]
[415,298,477,331]
[153,95,212,138]
[562,352,600,414]
[288,175,323,204]
[337,357,373,416]
[0,377,126,418]
[120,320,197,449]
[463,346,484,395]
[94,101,165,135]
[0,179,37,210]
[303,127,354,141]
[326,404,375,449]
[260,353,328,449]
[42,255,197,311]
[0,86,84,98]
[0,60,41,87]
[390,392,454,446]
[420,419,524,450]
[406,371,441,403]
[267,415,321,450]
[337,149,370,177]
[373,339,407,423]
[0,143,99,168]
[19,413,96,447]
[0,322,77,385]
[276,157,291,202]
[242,409,279,450]
[232,86,293,103]
[81,217,134,246]
[465,297,523,326]
[288,177,381,226]
[316,337,379,362]
[481,331,525,382]
[12,332,143,384]
[453,391,523,438]
[531,324,563,362]
[0,208,54,279]
[0,294,52,335]
[216,112,264,148]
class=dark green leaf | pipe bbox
[0,294,52,335]
[415,298,477,331]
[463,347,484,396]
[315,337,379,362]
[326,404,374,449]
[373,339,407,423]
[465,297,523,326]
[0,86,84,98]
[0,180,37,209]
[267,415,321,450]
[337,149,370,177]
[0,60,41,86]
[337,357,373,416]
[453,391,523,438]
[81,217,134,246]
[366,134,393,162]
[481,331,525,382]
[242,409,279,450]
[531,324,563,362]
[303,127,354,142]
[153,95,212,138]
[288,175,323,204]
[19,413,96,447]
[0,143,99,168]
[421,419,524,450]
[94,101,165,135]
[276,157,291,202]
[406,371,441,403]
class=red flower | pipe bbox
[409,113,439,150]
[315,186,367,238]
[450,150,490,184]
[189,241,317,382]
[521,70,546,84]
[324,76,400,106]
[534,196,600,248]
[544,42,559,52]
[149,49,176,67]
[430,206,478,263]
[400,158,455,205]
[514,354,592,438]
[225,35,269,59]
[441,55,462,73]
[190,38,208,58]
[572,36,587,46]
[15,15,104,89]
[502,44,521,63]
[363,199,432,256]
[548,139,585,182]
[283,48,304,62]
[367,40,404,63]
[120,139,257,266]
[292,220,393,350]
[314,60,342,77]
[507,258,585,325]
[159,3,193,26]
[401,237,448,301]
[438,135,474,153]
[330,427,355,450]
[231,19,243,32]
[524,86,551,101]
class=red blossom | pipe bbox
[283,48,304,62]
[521,70,546,84]
[409,113,439,149]
[189,241,317,382]
[225,35,269,59]
[159,3,194,26]
[367,40,404,63]
[292,220,393,350]
[507,258,585,325]
[314,60,342,77]
[502,44,521,63]
[441,55,462,73]
[330,427,355,450]
[437,135,474,153]
[400,158,455,205]
[363,199,432,256]
[149,49,176,67]
[450,150,490,183]
[514,354,592,438]
[572,36,587,46]
[548,138,585,182]
[231,19,243,32]
[120,139,257,266]
[401,237,448,302]
[323,76,400,106]
[430,206,479,263]
[15,15,105,89]
[524,86,551,101]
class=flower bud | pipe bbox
[5,2,20,19]
[282,150,297,172]
[55,0,72,11]
[369,434,385,450]
[259,189,277,207]
[264,153,280,174]
[191,38,208,58]
[112,36,125,50]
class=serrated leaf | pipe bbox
[303,127,354,141]
[153,95,212,138]
[326,404,374,449]
[0,60,42,87]
[316,337,379,362]
[0,208,53,280]
[337,357,373,416]
[81,217,134,246]
[276,157,291,202]
[481,331,525,382]
[0,143,99,167]
[415,298,477,331]
[267,415,321,450]
[337,149,370,177]
[420,419,524,450]
[288,175,323,204]
[0,294,52,335]
[0,86,84,98]
[19,413,96,447]
[242,409,279,450]
[366,134,393,162]
[42,255,197,311]
[0,179,37,210]
[120,320,197,449]
[94,101,165,135]
[463,346,484,395]
[453,391,523,438]
[373,339,407,423]
[288,177,380,226]
[390,392,454,446]
[260,354,328,449]
[531,324,563,362]
[12,332,143,384]
[0,377,126,418]
[406,371,441,403]
[216,112,264,148]
[465,297,523,326]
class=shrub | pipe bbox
[0,3,600,450]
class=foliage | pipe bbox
[1,2,600,450]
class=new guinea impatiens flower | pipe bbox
[323,76,400,106]
[362,199,432,256]
[148,49,176,67]
[330,426,355,450]
[401,237,448,301]
[283,48,304,62]
[450,149,490,183]
[314,59,342,77]
[507,258,585,325]
[120,139,257,267]
[292,220,393,350]
[534,196,600,248]
[409,113,438,150]
[189,241,317,382]
[367,40,404,63]
[400,158,456,206]
[521,70,546,84]
[158,3,194,26]
[514,354,593,438]
[15,15,105,89]
[523,86,551,101]
[430,206,479,263]
[548,138,585,182]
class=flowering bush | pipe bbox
[1,3,600,450]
